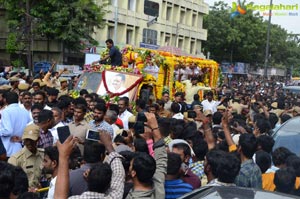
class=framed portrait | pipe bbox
[97,70,143,101]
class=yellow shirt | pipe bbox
[262,172,275,191]
[182,80,210,104]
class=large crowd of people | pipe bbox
[0,64,300,199]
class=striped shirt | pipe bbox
[165,179,193,199]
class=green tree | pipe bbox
[1,0,108,70]
[203,1,300,70]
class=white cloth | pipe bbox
[186,67,201,77]
[144,64,159,79]
[118,110,133,130]
[19,104,33,122]
[201,100,221,113]
[0,103,31,156]
[50,122,66,144]
[174,68,188,81]
[172,112,184,120]
[47,176,57,199]
[112,123,120,139]
[44,104,52,110]
[164,100,172,111]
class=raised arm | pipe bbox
[54,136,78,199]
[100,131,125,199]
[222,110,235,148]
[144,112,167,199]
[195,110,215,150]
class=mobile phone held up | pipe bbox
[187,110,197,118]
[57,126,71,143]
[86,129,100,141]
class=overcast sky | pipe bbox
[204,0,300,34]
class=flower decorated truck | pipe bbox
[72,46,219,102]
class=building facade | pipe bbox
[95,0,208,56]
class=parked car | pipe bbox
[272,116,300,155]
[179,186,298,199]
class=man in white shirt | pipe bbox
[104,110,120,139]
[186,63,201,80]
[50,107,65,144]
[201,91,224,113]
[32,90,52,110]
[118,98,133,130]
[144,62,159,79]
[0,92,31,157]
[174,65,188,82]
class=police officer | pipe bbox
[8,124,44,188]
[58,78,68,98]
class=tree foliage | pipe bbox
[203,1,300,72]
[1,0,108,51]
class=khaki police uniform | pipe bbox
[8,147,44,188]
[7,123,44,188]
[58,78,68,98]
[58,87,68,98]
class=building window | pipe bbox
[180,10,185,23]
[144,0,159,17]
[190,40,195,54]
[126,29,133,44]
[178,38,183,49]
[107,26,114,39]
[110,0,117,6]
[165,36,170,45]
[166,6,172,20]
[142,29,157,45]
[192,14,196,26]
[128,0,136,11]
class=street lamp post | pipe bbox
[264,0,273,78]
[113,0,118,43]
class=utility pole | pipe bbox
[264,0,273,78]
[25,0,32,76]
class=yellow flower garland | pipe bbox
[118,46,219,100]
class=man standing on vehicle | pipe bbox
[93,39,122,66]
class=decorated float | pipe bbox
[72,46,219,102]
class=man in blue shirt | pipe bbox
[165,152,193,199]
[89,103,114,138]
[0,92,31,157]
[94,39,122,66]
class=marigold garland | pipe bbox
[86,46,219,100]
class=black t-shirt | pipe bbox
[109,46,122,66]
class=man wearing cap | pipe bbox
[18,83,30,92]
[9,76,20,95]
[8,124,44,188]
[58,78,69,98]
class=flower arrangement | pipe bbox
[83,45,219,100]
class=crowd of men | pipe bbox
[0,66,300,199]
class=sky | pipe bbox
[204,0,300,34]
